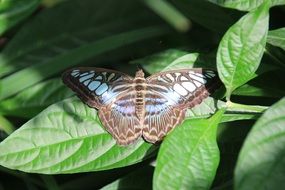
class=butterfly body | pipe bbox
[62,67,220,145]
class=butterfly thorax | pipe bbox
[134,70,146,120]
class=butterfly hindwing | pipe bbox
[142,92,186,143]
[98,93,142,145]
[62,67,133,109]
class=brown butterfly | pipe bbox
[62,67,220,145]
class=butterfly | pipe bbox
[62,67,220,146]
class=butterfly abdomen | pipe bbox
[134,70,147,120]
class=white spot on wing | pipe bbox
[79,73,95,82]
[190,74,206,84]
[108,73,115,81]
[166,73,173,81]
[196,73,206,79]
[193,80,202,87]
[175,73,180,78]
[173,84,188,96]
[182,82,196,92]
[158,76,168,83]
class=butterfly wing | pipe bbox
[63,67,142,145]
[62,67,133,108]
[142,92,187,143]
[143,69,220,143]
[99,93,141,145]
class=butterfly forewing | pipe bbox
[146,68,220,108]
[62,67,133,108]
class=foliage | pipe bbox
[0,0,284,189]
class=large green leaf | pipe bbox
[217,2,269,100]
[208,0,285,11]
[0,97,157,174]
[234,97,285,190]
[153,109,224,190]
[0,78,73,118]
[0,0,40,35]
[267,28,285,51]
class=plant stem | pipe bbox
[0,115,15,134]
[144,0,191,32]
[226,101,268,113]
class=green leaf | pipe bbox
[186,97,225,118]
[131,49,190,74]
[101,166,153,190]
[0,0,40,35]
[217,2,269,100]
[0,97,157,174]
[208,0,285,11]
[0,78,73,118]
[153,109,225,190]
[267,28,285,51]
[234,97,285,190]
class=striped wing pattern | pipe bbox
[143,69,220,143]
[62,68,141,145]
[62,67,220,145]
[62,67,133,108]
[98,93,141,145]
[142,93,187,143]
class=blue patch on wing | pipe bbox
[95,83,108,95]
[79,73,95,82]
[88,81,101,90]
